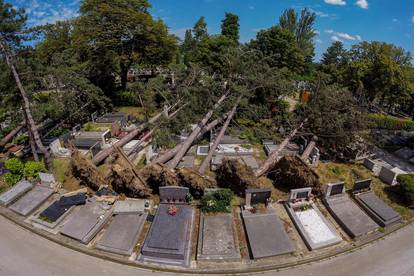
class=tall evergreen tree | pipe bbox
[321,41,348,66]
[192,16,208,42]
[221,12,239,43]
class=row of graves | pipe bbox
[0,171,404,269]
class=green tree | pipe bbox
[249,26,304,73]
[192,16,208,42]
[74,0,178,91]
[320,41,349,84]
[221,12,239,43]
[279,8,317,65]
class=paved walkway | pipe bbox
[0,215,413,276]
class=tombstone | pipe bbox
[49,139,71,158]
[10,185,54,216]
[91,111,98,122]
[0,180,33,206]
[325,182,346,198]
[289,187,312,201]
[363,158,376,171]
[72,124,81,135]
[39,173,56,188]
[197,145,209,156]
[379,166,406,185]
[353,179,372,193]
[159,186,189,204]
[114,199,149,214]
[245,188,271,209]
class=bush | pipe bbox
[397,174,414,206]
[5,158,24,175]
[3,172,22,186]
[369,114,414,131]
[23,161,46,179]
[200,189,234,213]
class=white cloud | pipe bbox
[356,0,368,9]
[412,16,414,23]
[171,28,188,40]
[315,39,323,44]
[392,18,398,22]
[324,0,346,6]
[249,6,255,10]
[325,29,362,42]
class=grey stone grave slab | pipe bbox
[60,199,113,244]
[323,183,378,239]
[242,208,294,259]
[96,212,147,255]
[352,180,401,227]
[197,213,240,261]
[10,185,53,216]
[0,180,33,206]
[39,173,56,188]
[159,186,189,204]
[114,199,147,214]
[139,204,194,267]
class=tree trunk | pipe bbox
[168,92,229,168]
[199,97,241,174]
[0,37,52,169]
[151,113,227,165]
[301,136,317,161]
[254,121,305,178]
[120,62,129,91]
[0,123,24,147]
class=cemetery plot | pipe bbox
[352,179,401,227]
[323,182,378,239]
[0,180,33,206]
[197,213,240,261]
[10,185,54,216]
[60,199,113,244]
[286,188,341,250]
[139,204,195,267]
[96,212,147,256]
[242,209,294,259]
[30,193,86,233]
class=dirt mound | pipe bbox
[70,151,105,191]
[216,158,258,196]
[177,168,217,199]
[140,163,179,192]
[271,155,322,195]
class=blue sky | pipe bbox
[8,0,414,60]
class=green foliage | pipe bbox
[23,161,46,179]
[5,158,24,175]
[3,172,21,185]
[368,114,414,131]
[221,12,239,43]
[200,189,234,213]
[114,90,140,106]
[398,174,414,194]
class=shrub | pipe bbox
[369,114,414,131]
[23,161,46,179]
[3,172,22,185]
[5,158,24,175]
[200,189,234,213]
[397,174,414,207]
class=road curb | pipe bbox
[0,209,409,275]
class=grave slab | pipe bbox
[39,173,56,188]
[60,199,113,244]
[114,199,147,214]
[139,204,194,267]
[242,208,294,259]
[0,180,33,206]
[197,213,240,261]
[96,212,147,255]
[9,185,53,216]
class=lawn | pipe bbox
[317,162,414,220]
[53,158,70,183]
[115,106,146,121]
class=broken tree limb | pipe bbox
[254,120,306,178]
[301,136,317,161]
[198,97,241,174]
[151,111,229,165]
[92,107,171,165]
[0,36,53,169]
[168,92,229,168]
[0,123,24,147]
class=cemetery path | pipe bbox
[0,214,413,276]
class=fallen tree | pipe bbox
[199,97,241,174]
[0,123,24,147]
[168,92,229,168]
[70,150,106,191]
[255,120,305,178]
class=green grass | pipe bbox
[115,106,146,121]
[82,122,112,132]
[53,158,70,183]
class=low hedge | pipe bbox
[369,114,414,131]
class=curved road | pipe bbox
[0,215,413,276]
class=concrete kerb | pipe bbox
[0,206,410,275]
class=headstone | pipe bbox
[0,180,33,206]
[197,145,209,156]
[325,182,345,198]
[353,179,372,193]
[245,188,271,208]
[379,166,405,185]
[114,199,148,214]
[363,158,376,171]
[39,173,56,188]
[10,185,54,216]
[289,187,312,201]
[91,111,98,122]
[159,186,189,204]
